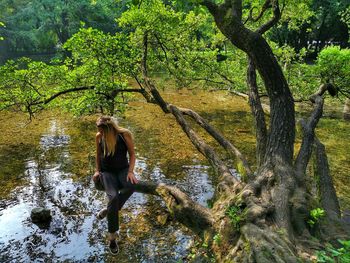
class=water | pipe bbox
[2,90,349,262]
[0,115,215,262]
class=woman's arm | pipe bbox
[123,131,138,184]
[93,132,102,182]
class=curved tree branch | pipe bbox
[169,104,239,187]
[32,86,96,106]
[294,95,324,183]
[256,0,281,34]
[248,0,271,23]
[178,107,252,176]
[309,83,337,102]
[133,181,215,238]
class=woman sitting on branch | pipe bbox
[92,116,138,255]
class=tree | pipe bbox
[0,0,349,262]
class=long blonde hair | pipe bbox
[96,116,130,157]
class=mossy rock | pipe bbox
[30,207,52,223]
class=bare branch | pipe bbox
[294,96,324,183]
[133,75,157,104]
[140,32,240,189]
[33,86,96,105]
[256,0,281,34]
[141,32,170,113]
[294,83,338,178]
[309,83,337,102]
[179,107,252,176]
[169,104,239,187]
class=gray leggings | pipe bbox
[100,167,135,233]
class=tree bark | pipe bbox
[313,138,341,222]
[247,57,267,168]
[204,1,295,165]
[133,181,215,238]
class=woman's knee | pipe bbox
[107,192,119,203]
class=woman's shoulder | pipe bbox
[96,131,103,140]
[118,129,131,136]
[118,130,132,140]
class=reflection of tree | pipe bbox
[0,144,32,197]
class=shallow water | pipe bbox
[0,112,214,262]
[1,89,349,262]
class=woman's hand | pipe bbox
[92,171,100,182]
[127,171,138,184]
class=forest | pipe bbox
[0,0,350,262]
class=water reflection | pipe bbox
[0,115,214,262]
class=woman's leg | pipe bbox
[117,167,135,210]
[100,171,120,234]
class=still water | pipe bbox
[0,113,215,262]
[1,89,349,262]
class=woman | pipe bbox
[92,116,138,255]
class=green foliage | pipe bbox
[0,21,4,41]
[307,208,326,227]
[0,27,137,116]
[269,42,350,100]
[226,204,245,230]
[269,40,318,98]
[119,0,248,91]
[213,233,221,245]
[316,46,350,93]
[242,0,314,31]
[316,240,350,263]
[1,0,347,117]
[0,58,67,113]
[0,0,124,54]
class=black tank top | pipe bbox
[99,133,129,172]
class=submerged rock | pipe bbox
[30,207,52,223]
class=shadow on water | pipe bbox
[0,113,215,262]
